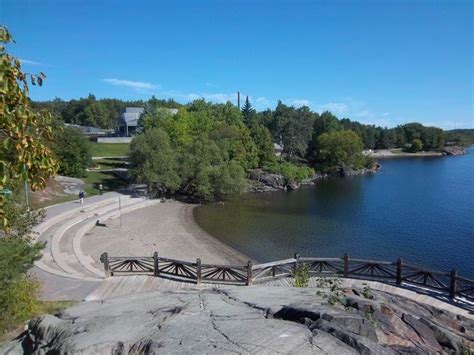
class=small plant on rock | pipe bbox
[362,283,374,299]
[316,276,347,307]
[292,263,310,287]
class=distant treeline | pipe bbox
[445,129,474,146]
[37,95,471,200]
[31,95,465,151]
[31,95,181,129]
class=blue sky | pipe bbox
[2,0,473,128]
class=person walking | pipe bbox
[99,183,103,195]
[79,191,84,204]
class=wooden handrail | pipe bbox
[100,251,473,302]
[251,258,296,270]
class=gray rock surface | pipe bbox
[442,146,467,156]
[4,286,474,354]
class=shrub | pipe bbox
[265,161,314,183]
[53,126,91,177]
[292,263,310,287]
[411,138,423,152]
[0,276,41,332]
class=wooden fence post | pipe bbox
[246,260,253,286]
[449,269,457,299]
[153,252,159,277]
[396,258,403,286]
[343,253,349,277]
[100,252,110,278]
[196,258,202,285]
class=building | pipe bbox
[273,143,283,157]
[117,107,144,136]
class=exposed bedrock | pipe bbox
[4,286,474,354]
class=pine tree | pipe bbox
[241,96,256,124]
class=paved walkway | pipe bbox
[33,192,160,300]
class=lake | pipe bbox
[194,147,474,278]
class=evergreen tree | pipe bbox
[241,96,256,124]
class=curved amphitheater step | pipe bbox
[34,193,160,282]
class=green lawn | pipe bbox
[83,170,129,196]
[89,142,130,157]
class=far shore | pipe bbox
[83,200,252,268]
[365,149,443,158]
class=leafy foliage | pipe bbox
[311,130,372,172]
[0,27,52,334]
[0,201,45,333]
[1,26,59,226]
[265,161,314,183]
[129,128,180,194]
[445,129,474,146]
[410,138,423,152]
[292,263,310,287]
[130,108,248,201]
[52,126,91,177]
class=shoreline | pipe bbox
[366,147,467,159]
[83,200,252,267]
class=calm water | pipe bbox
[195,147,474,278]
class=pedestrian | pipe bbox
[79,191,84,204]
[99,183,103,195]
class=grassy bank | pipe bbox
[0,300,75,342]
[89,142,130,157]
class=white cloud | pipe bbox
[103,78,159,90]
[19,59,43,66]
[315,102,349,115]
[291,99,312,107]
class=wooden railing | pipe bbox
[100,252,474,302]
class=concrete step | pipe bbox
[34,194,131,241]
[51,198,150,278]
[45,198,147,277]
[74,199,161,277]
[34,198,160,280]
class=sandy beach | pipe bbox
[82,200,251,267]
[366,149,443,158]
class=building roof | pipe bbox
[118,107,144,127]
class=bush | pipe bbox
[265,161,314,183]
[411,138,423,152]
[292,263,310,287]
[312,130,369,172]
[53,126,91,177]
[0,276,41,332]
[0,237,44,333]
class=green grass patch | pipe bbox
[90,158,128,170]
[83,170,129,196]
[0,299,76,341]
[89,142,130,157]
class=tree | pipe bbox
[241,96,256,123]
[178,135,247,201]
[83,101,110,128]
[249,121,275,166]
[312,130,370,172]
[0,27,56,332]
[411,138,423,152]
[129,128,181,194]
[52,126,91,177]
[1,26,59,226]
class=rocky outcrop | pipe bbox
[442,146,467,156]
[247,167,377,193]
[247,169,288,192]
[5,286,473,354]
